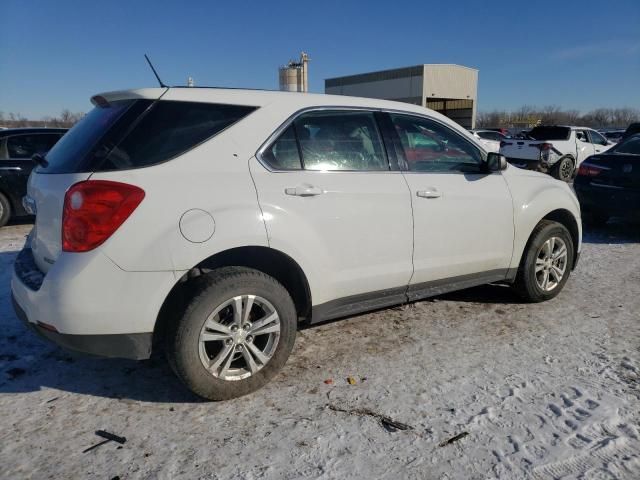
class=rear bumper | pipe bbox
[11,247,179,359]
[12,295,152,359]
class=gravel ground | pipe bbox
[0,221,639,479]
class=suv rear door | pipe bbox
[250,109,414,315]
[386,113,514,298]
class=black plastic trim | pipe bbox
[311,268,510,324]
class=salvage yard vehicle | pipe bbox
[12,88,582,400]
[0,128,66,227]
[468,129,506,152]
[575,133,640,226]
[500,125,613,182]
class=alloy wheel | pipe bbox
[535,236,568,291]
[198,295,281,381]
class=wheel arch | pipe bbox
[517,208,580,272]
[153,246,312,349]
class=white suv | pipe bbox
[11,88,581,400]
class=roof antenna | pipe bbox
[144,54,167,88]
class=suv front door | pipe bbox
[250,109,414,315]
[386,113,514,299]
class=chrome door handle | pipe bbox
[285,185,323,197]
[416,189,441,199]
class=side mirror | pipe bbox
[487,152,508,172]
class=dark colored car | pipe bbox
[622,123,640,140]
[575,134,640,226]
[0,128,67,227]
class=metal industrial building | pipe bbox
[325,64,478,128]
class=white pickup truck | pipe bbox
[500,126,612,181]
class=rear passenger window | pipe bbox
[294,111,388,171]
[261,125,302,170]
[97,102,257,170]
[7,134,62,159]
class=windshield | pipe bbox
[527,126,571,141]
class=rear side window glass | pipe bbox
[97,101,256,171]
[294,111,388,171]
[7,134,62,159]
[41,100,140,173]
[262,125,302,170]
[40,100,256,173]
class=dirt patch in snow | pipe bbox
[1,221,639,479]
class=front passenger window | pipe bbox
[390,114,483,173]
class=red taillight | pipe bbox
[62,180,145,252]
[577,163,604,177]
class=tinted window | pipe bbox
[528,126,571,141]
[588,130,608,146]
[261,125,302,170]
[41,100,256,174]
[42,99,139,173]
[97,101,256,171]
[294,111,387,171]
[391,114,483,173]
[613,135,640,155]
[7,133,62,159]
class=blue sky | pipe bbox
[2,0,639,117]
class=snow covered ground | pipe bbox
[1,221,639,479]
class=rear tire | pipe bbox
[166,267,297,401]
[0,192,11,228]
[551,156,574,182]
[513,220,574,302]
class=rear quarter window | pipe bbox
[96,101,257,171]
[40,99,257,173]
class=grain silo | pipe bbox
[278,52,309,92]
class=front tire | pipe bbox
[513,220,574,302]
[551,156,575,182]
[166,267,297,401]
[0,192,11,228]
